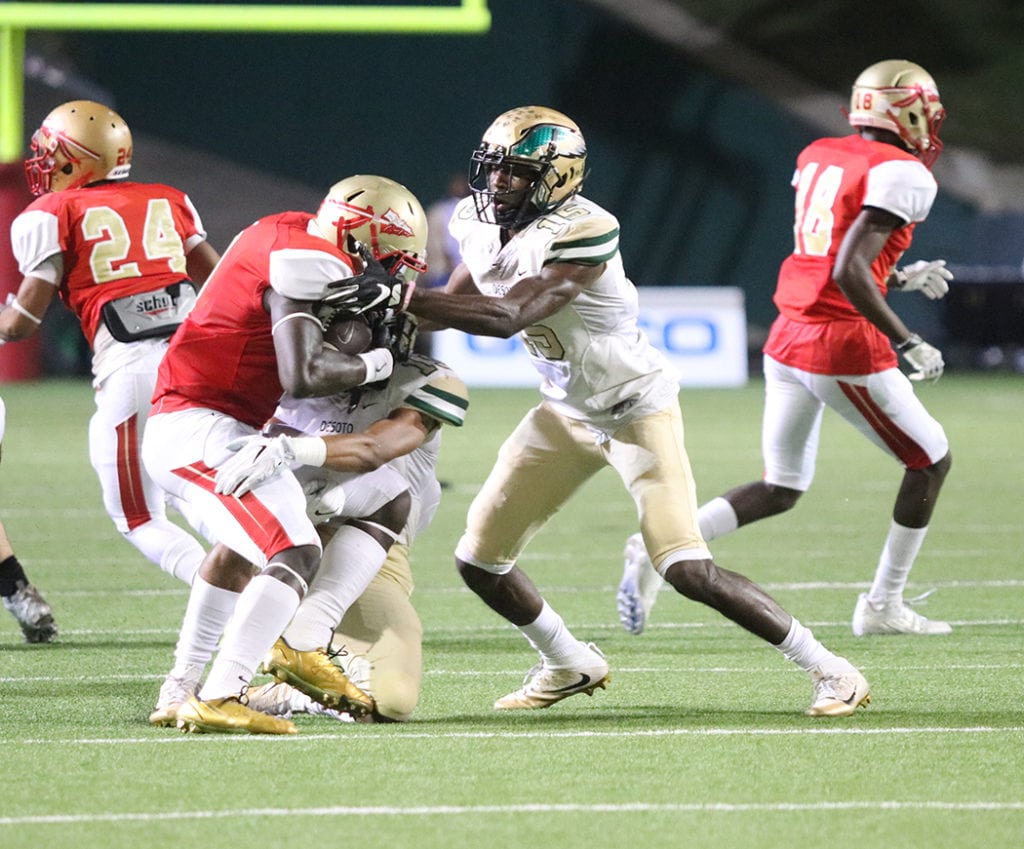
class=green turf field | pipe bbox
[1,374,1022,848]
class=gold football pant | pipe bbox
[459,401,709,573]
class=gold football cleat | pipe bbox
[261,637,375,718]
[175,695,297,735]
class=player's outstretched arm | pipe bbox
[213,409,431,497]
[406,261,603,338]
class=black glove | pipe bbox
[322,243,412,315]
[368,310,419,364]
[388,312,420,363]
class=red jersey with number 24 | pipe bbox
[11,181,206,344]
[764,134,937,375]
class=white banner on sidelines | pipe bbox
[430,286,748,388]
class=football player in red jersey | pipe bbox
[2,100,220,593]
[619,60,954,638]
[141,175,427,734]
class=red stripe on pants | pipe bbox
[172,460,296,558]
[837,381,931,469]
[115,415,151,531]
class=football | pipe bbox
[323,315,372,355]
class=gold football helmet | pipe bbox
[848,59,945,167]
[314,175,428,282]
[25,100,133,196]
[469,106,587,228]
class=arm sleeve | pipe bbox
[547,220,620,266]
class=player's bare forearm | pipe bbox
[408,286,524,337]
[408,261,599,338]
[323,413,428,473]
[833,208,913,343]
[0,277,54,342]
[268,289,373,396]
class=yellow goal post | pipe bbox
[0,1,491,161]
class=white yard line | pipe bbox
[2,798,1024,826]
[4,724,1023,747]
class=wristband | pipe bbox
[896,333,922,351]
[5,294,43,325]
[289,436,327,467]
[357,348,394,384]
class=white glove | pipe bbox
[215,433,329,497]
[306,482,348,523]
[898,334,944,382]
[214,435,295,497]
[892,259,952,300]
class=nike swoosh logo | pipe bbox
[551,673,592,694]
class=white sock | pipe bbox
[775,617,851,675]
[199,573,300,700]
[867,521,929,605]
[520,601,584,667]
[697,497,739,541]
[170,575,239,675]
[284,526,387,652]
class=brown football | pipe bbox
[323,316,372,355]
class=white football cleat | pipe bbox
[245,680,352,722]
[494,642,610,710]
[806,666,871,717]
[616,533,663,635]
[149,664,203,727]
[852,593,952,636]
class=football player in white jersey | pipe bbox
[619,60,954,639]
[237,344,466,720]
[233,338,466,721]
[329,106,870,717]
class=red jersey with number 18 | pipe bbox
[764,134,937,375]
